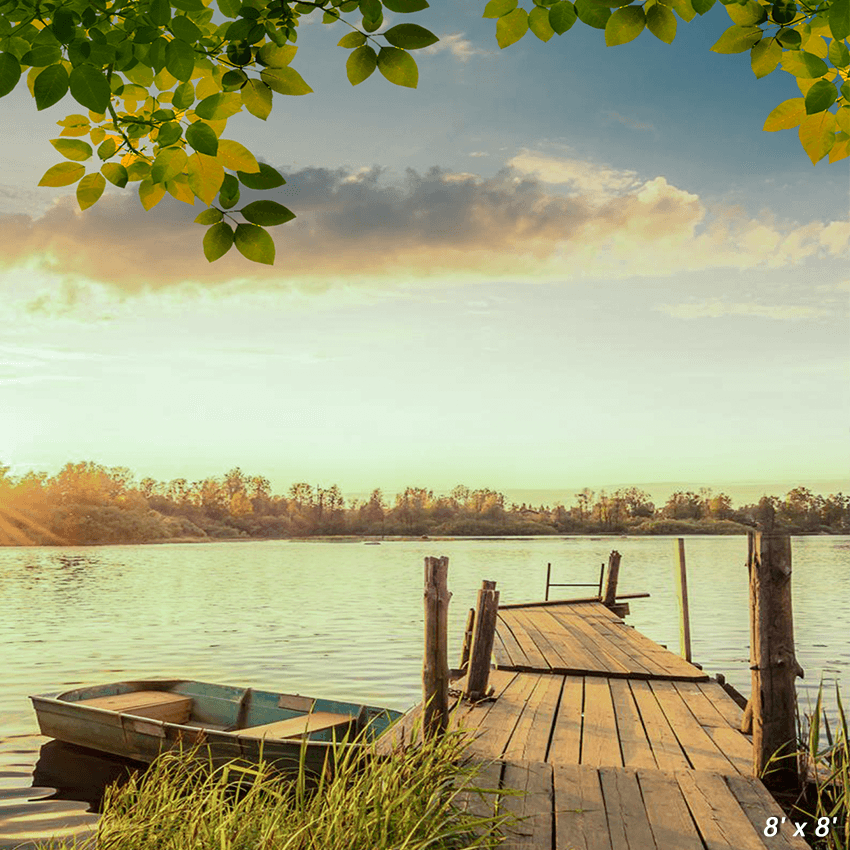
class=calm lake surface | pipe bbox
[1,535,848,846]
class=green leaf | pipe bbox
[776,28,801,48]
[710,24,762,53]
[33,63,69,110]
[219,173,240,208]
[50,138,92,161]
[102,162,129,187]
[377,46,418,87]
[69,65,111,112]
[763,96,806,130]
[22,44,62,67]
[829,0,850,40]
[496,7,529,46]
[483,0,518,16]
[0,52,21,98]
[674,0,697,22]
[750,37,781,77]
[805,79,837,113]
[242,79,272,120]
[217,0,241,17]
[528,5,556,39]
[575,0,611,28]
[257,43,298,67]
[346,45,378,85]
[235,223,275,264]
[194,208,223,224]
[194,92,242,119]
[690,0,714,13]
[157,121,183,146]
[771,0,797,24]
[606,5,645,44]
[172,80,195,109]
[549,1,577,33]
[170,15,202,42]
[781,50,829,77]
[828,39,850,68]
[240,200,296,226]
[647,3,676,41]
[798,109,835,163]
[139,178,166,210]
[204,221,234,261]
[38,161,85,187]
[217,139,259,172]
[726,0,765,25]
[165,37,195,82]
[186,120,219,155]
[52,8,77,43]
[222,69,248,91]
[260,66,313,95]
[237,162,286,189]
[97,138,117,160]
[187,151,225,204]
[151,147,188,183]
[149,0,172,26]
[382,0,430,11]
[383,23,440,49]
[338,31,367,47]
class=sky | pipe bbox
[1,0,848,503]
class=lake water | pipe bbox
[1,535,848,847]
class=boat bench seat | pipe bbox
[78,690,193,724]
[238,711,356,740]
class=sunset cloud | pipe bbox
[1,153,847,306]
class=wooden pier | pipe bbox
[381,593,811,850]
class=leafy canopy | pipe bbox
[0,0,846,266]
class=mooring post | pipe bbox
[459,607,475,673]
[545,562,551,601]
[747,530,803,790]
[676,538,692,663]
[423,556,451,736]
[465,580,499,702]
[601,550,622,608]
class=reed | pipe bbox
[33,719,515,850]
[796,683,850,850]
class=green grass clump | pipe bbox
[795,683,850,850]
[34,723,513,850]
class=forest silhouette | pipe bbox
[1,461,847,546]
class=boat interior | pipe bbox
[57,681,387,742]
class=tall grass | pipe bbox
[33,721,514,850]
[796,683,850,850]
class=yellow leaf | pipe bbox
[798,110,836,164]
[139,179,166,210]
[763,98,806,131]
[76,172,105,210]
[196,73,220,100]
[38,162,85,187]
[828,134,850,162]
[187,152,225,205]
[216,139,259,173]
[165,173,195,204]
[90,127,106,145]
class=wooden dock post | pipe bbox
[465,580,499,702]
[747,530,804,790]
[676,538,692,663]
[601,550,622,608]
[423,556,451,736]
[459,607,475,674]
[545,562,551,601]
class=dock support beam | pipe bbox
[747,530,803,790]
[676,538,692,663]
[465,580,499,702]
[423,556,451,736]
[601,550,622,608]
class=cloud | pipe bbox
[420,33,490,62]
[606,112,656,132]
[1,151,847,311]
[657,301,832,320]
[468,151,489,158]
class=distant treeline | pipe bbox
[1,460,848,546]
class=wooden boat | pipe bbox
[30,679,402,774]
